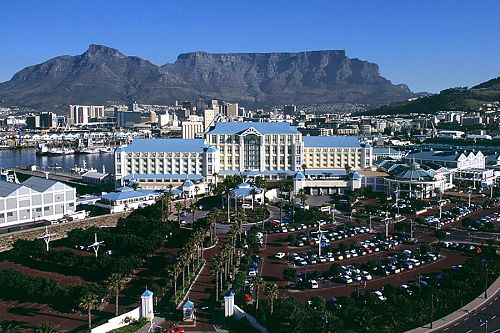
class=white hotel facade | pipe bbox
[115,122,373,194]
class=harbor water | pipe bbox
[0,148,115,174]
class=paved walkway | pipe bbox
[177,235,228,332]
[406,276,500,332]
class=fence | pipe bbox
[91,307,141,333]
[233,305,269,333]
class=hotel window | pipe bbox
[280,135,285,144]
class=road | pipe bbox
[433,292,500,333]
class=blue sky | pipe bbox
[0,0,499,92]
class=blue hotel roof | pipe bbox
[117,138,208,153]
[303,136,361,148]
[101,189,156,202]
[124,174,205,180]
[207,122,299,135]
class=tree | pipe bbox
[175,202,183,226]
[283,268,297,283]
[211,254,224,301]
[190,203,198,224]
[0,323,20,333]
[253,176,265,189]
[130,182,140,190]
[234,209,246,242]
[105,273,127,316]
[79,291,99,331]
[249,188,259,210]
[33,323,61,333]
[328,263,342,278]
[254,276,265,311]
[278,199,285,222]
[434,229,447,241]
[194,186,201,202]
[264,283,279,315]
[298,189,308,206]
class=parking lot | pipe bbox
[240,211,471,305]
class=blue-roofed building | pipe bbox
[115,138,219,188]
[96,186,162,213]
[114,120,373,194]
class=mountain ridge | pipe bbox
[0,44,418,112]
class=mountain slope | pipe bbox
[0,44,417,111]
[363,79,500,116]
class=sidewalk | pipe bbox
[406,276,500,332]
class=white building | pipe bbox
[115,122,373,192]
[68,105,105,125]
[0,177,76,228]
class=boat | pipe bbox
[36,144,75,156]
[71,160,97,174]
[79,147,101,154]
[99,147,115,154]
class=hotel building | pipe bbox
[115,122,373,193]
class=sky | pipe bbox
[0,0,499,93]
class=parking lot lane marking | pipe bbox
[443,328,449,331]
[454,322,460,326]
[492,315,497,319]
[464,317,469,321]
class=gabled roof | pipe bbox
[22,177,59,192]
[0,180,23,197]
[206,122,299,135]
[303,136,361,148]
[118,138,208,153]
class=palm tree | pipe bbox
[249,188,259,210]
[264,283,279,315]
[105,273,127,316]
[162,192,172,222]
[175,202,183,226]
[211,254,224,301]
[234,209,246,242]
[0,323,20,333]
[33,323,61,333]
[169,261,180,296]
[212,172,219,188]
[190,202,198,224]
[130,181,140,190]
[79,291,99,331]
[194,185,200,202]
[298,189,308,207]
[278,199,285,223]
[254,276,265,311]
[254,176,266,190]
[289,193,296,223]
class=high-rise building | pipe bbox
[39,112,57,129]
[221,103,239,117]
[26,115,40,129]
[68,105,105,125]
[283,104,297,116]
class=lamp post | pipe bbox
[468,187,472,208]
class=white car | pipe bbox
[275,252,286,259]
[310,280,319,289]
[248,269,257,277]
[242,203,252,209]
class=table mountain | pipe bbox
[0,44,417,111]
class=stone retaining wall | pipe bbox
[0,212,130,252]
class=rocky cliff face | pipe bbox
[0,44,416,111]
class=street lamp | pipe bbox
[468,187,472,208]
